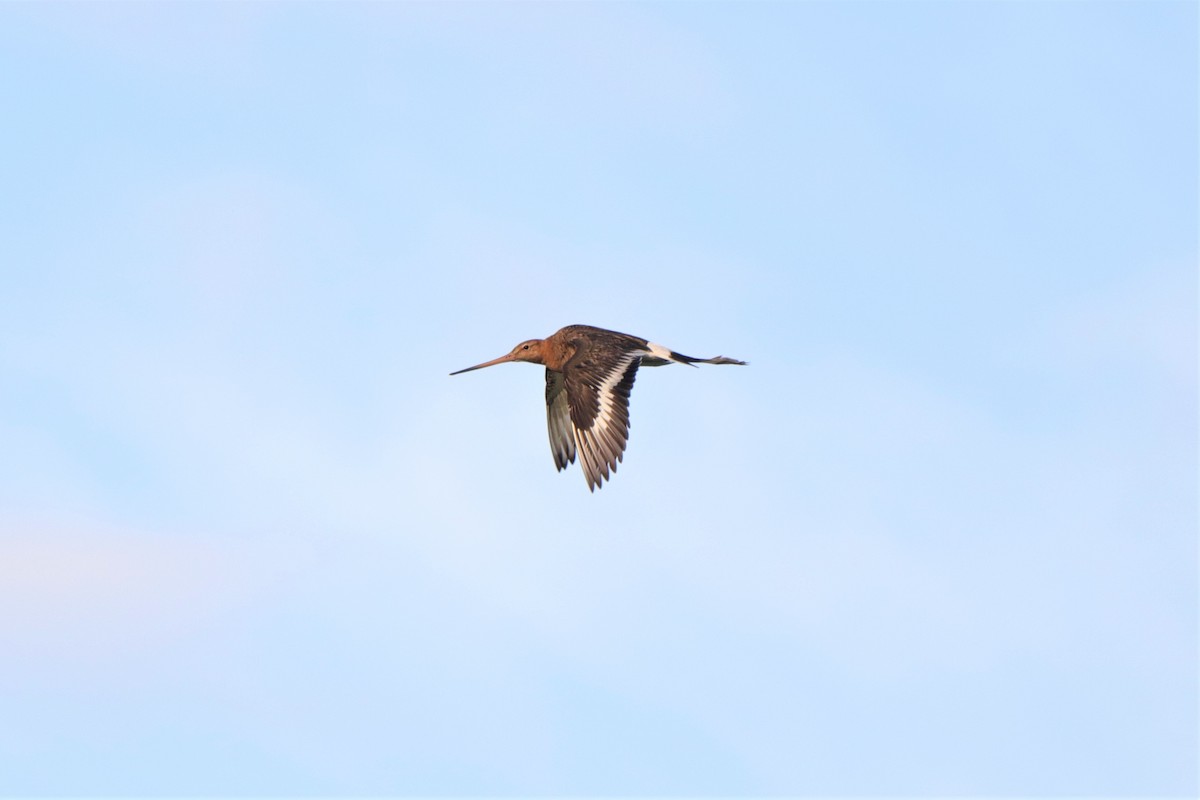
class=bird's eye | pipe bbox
[522,345,529,350]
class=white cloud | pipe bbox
[0,520,261,667]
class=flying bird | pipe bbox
[450,324,746,491]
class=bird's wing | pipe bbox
[563,347,640,491]
[545,368,576,471]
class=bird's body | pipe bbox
[450,324,746,491]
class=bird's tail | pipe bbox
[669,352,748,367]
[643,341,747,368]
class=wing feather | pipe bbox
[564,350,640,491]
[545,369,576,471]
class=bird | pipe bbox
[450,324,746,491]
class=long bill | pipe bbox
[449,353,517,376]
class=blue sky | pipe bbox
[0,1,1196,795]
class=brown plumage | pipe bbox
[450,324,746,491]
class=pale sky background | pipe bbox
[0,2,1196,796]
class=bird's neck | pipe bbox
[539,337,575,371]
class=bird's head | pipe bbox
[450,338,545,375]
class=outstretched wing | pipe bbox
[545,368,576,471]
[563,348,640,491]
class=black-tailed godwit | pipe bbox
[450,324,746,491]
